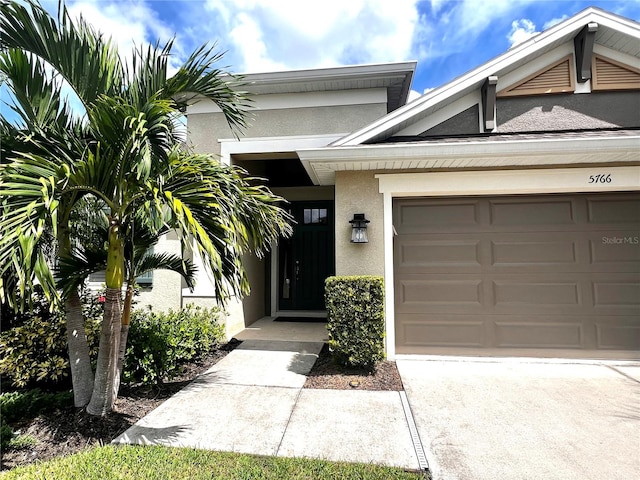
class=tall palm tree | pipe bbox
[0,0,292,415]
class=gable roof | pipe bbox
[332,7,640,146]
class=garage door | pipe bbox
[393,193,640,355]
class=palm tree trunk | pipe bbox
[114,284,134,398]
[58,221,94,407]
[86,287,121,415]
[65,289,95,407]
[87,220,124,416]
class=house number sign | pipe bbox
[588,174,612,184]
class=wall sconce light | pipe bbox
[349,213,370,243]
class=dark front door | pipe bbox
[279,201,334,311]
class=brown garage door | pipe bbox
[394,193,640,356]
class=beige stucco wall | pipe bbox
[136,231,182,312]
[334,171,385,277]
[187,103,387,155]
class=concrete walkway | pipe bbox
[114,318,640,478]
[114,335,423,470]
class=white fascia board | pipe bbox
[219,133,346,163]
[333,8,639,147]
[187,89,387,115]
[239,61,417,90]
[300,134,640,164]
[593,44,640,69]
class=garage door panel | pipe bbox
[395,199,481,234]
[397,239,481,267]
[491,238,578,265]
[596,321,640,349]
[393,193,640,355]
[489,198,578,226]
[593,281,640,307]
[494,320,584,348]
[399,279,482,306]
[493,281,580,306]
[590,234,640,266]
[587,196,640,224]
[396,318,485,348]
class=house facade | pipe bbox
[141,7,640,359]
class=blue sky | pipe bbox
[2,0,640,120]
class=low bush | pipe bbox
[0,389,73,424]
[0,314,101,389]
[0,287,103,390]
[1,418,14,451]
[123,305,225,384]
[0,389,73,451]
[325,276,385,368]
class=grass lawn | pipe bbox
[0,445,424,479]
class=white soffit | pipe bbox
[298,134,640,185]
[332,7,640,147]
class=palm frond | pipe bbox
[0,0,124,109]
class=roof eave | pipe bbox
[300,134,640,185]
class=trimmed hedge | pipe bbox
[325,276,384,368]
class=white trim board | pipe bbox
[377,166,640,197]
[188,89,387,115]
[220,133,345,164]
[376,165,640,360]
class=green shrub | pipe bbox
[1,418,14,451]
[0,389,73,423]
[0,389,72,452]
[0,315,101,389]
[325,276,385,368]
[123,305,225,385]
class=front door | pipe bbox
[279,201,334,311]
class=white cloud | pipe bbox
[507,18,538,47]
[543,15,569,30]
[66,0,183,74]
[202,0,420,72]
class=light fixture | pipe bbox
[349,213,370,243]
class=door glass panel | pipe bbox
[303,208,329,225]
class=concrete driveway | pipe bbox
[397,358,640,480]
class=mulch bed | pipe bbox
[0,339,241,471]
[1,340,404,471]
[304,344,404,391]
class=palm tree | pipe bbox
[0,0,292,415]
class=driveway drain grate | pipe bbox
[400,391,430,473]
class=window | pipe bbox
[303,208,328,225]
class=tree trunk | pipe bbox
[86,287,121,416]
[65,289,95,407]
[87,219,124,416]
[58,220,94,407]
[114,284,134,398]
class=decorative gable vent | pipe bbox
[498,55,575,97]
[592,55,640,91]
